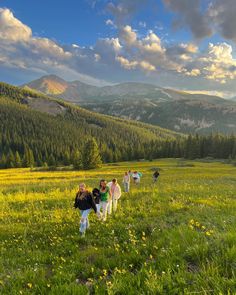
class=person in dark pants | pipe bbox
[92,188,102,220]
[153,170,160,183]
[74,183,97,237]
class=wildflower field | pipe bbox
[0,159,236,294]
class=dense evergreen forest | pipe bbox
[0,82,235,169]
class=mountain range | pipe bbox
[23,75,236,135]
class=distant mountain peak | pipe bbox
[25,74,68,95]
[40,74,66,81]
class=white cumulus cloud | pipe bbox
[0,8,32,41]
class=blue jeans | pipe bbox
[80,209,91,233]
[124,182,130,192]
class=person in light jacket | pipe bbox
[107,178,121,214]
[123,172,130,192]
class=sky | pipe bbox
[1,0,236,96]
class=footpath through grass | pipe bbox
[0,159,236,294]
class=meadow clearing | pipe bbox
[0,159,236,295]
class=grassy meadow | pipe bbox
[0,159,236,294]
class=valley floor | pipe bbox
[0,159,236,294]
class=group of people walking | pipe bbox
[74,178,122,237]
[74,169,159,237]
[123,170,143,192]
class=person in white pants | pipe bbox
[107,179,121,214]
[99,180,111,221]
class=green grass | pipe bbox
[0,159,236,294]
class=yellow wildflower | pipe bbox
[103,269,107,276]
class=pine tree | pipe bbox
[7,150,15,168]
[23,147,35,167]
[232,141,236,159]
[14,151,22,168]
[64,150,71,166]
[48,154,56,167]
[29,149,35,167]
[72,149,82,170]
[82,138,102,169]
[0,153,7,168]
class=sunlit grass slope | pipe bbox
[0,159,236,294]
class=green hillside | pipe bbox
[0,82,182,167]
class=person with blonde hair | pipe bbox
[74,183,97,237]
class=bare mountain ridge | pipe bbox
[23,75,236,134]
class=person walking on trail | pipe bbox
[107,178,122,214]
[123,172,130,192]
[99,180,111,221]
[153,170,160,183]
[74,183,97,237]
[132,171,140,185]
[138,171,143,178]
[92,188,101,219]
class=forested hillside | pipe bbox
[1,82,236,169]
[0,82,181,168]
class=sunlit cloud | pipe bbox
[0,5,236,93]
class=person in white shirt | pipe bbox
[132,171,140,185]
[123,172,130,192]
[107,178,121,214]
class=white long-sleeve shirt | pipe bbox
[123,175,130,183]
[107,182,122,199]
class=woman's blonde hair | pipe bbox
[79,183,86,189]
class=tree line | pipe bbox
[0,133,236,169]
